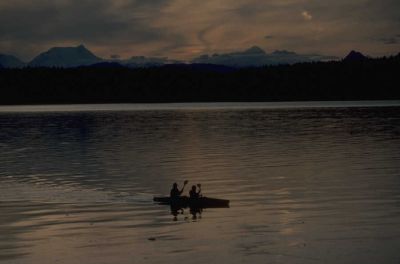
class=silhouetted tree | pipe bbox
[0,55,399,105]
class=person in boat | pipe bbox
[170,180,188,198]
[189,184,201,199]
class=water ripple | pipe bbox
[0,103,400,264]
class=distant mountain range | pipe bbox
[344,50,368,61]
[29,45,102,67]
[0,54,25,68]
[0,45,377,69]
[191,46,338,67]
[0,45,181,68]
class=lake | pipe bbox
[1,101,400,264]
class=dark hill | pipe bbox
[29,45,102,68]
[344,50,367,61]
[0,54,25,68]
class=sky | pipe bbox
[0,0,399,61]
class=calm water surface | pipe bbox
[1,101,400,264]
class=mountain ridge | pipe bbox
[0,54,25,68]
[29,45,102,67]
[191,46,338,67]
[1,45,393,69]
[344,50,367,61]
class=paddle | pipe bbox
[197,183,202,197]
[179,180,188,194]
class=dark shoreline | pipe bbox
[1,100,400,109]
[1,55,399,105]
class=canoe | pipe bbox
[153,196,230,208]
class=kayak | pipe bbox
[153,196,230,208]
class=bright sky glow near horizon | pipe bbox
[0,0,399,61]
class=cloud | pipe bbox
[377,34,400,44]
[301,11,312,21]
[380,38,398,44]
[0,0,399,60]
[0,0,178,59]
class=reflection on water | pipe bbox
[1,102,400,264]
[169,205,203,222]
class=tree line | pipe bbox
[0,55,399,105]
